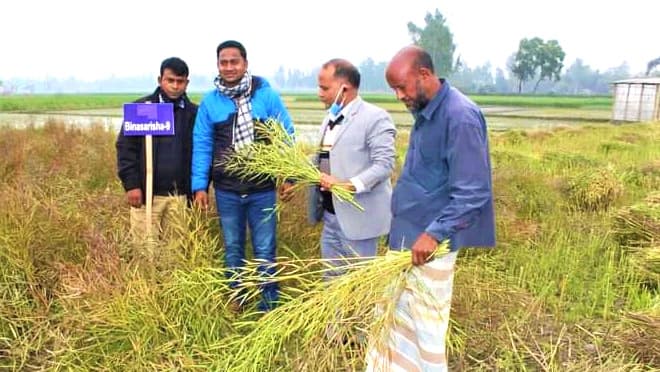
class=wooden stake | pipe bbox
[145,134,153,240]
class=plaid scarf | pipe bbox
[214,72,254,149]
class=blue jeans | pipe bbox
[215,189,278,311]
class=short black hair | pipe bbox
[216,40,247,60]
[412,49,435,73]
[160,57,189,77]
[322,58,361,89]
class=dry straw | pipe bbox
[566,166,623,211]
[613,192,660,282]
[220,119,363,211]
[213,242,450,372]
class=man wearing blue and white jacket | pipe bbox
[191,40,294,312]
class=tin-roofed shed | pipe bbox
[611,77,660,122]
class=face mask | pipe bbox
[329,102,342,117]
[328,85,346,120]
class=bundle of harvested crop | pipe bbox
[220,118,363,211]
[213,243,450,372]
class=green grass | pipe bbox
[470,94,612,109]
[0,119,658,370]
[0,94,143,112]
[289,92,613,109]
[0,93,614,133]
[0,92,612,113]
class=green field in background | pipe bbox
[0,92,613,113]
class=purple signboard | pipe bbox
[122,103,175,136]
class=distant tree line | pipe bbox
[268,8,647,95]
[0,75,214,95]
[268,57,634,95]
[2,57,637,96]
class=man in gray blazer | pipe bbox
[310,58,397,277]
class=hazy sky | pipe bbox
[2,0,658,81]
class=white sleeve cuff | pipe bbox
[350,177,366,194]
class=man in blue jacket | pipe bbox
[366,45,495,371]
[191,40,294,312]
